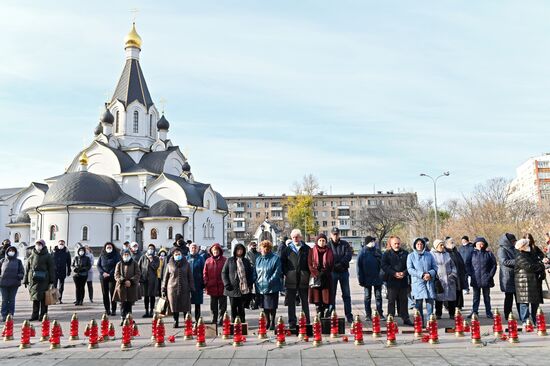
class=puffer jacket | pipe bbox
[0,248,24,287]
[356,246,383,287]
[498,234,516,293]
[407,247,437,300]
[97,244,121,278]
[467,248,497,289]
[458,243,474,275]
[255,252,283,294]
[381,248,409,289]
[24,245,55,301]
[515,250,545,304]
[203,243,226,297]
[281,241,310,290]
[329,238,353,273]
[52,246,71,280]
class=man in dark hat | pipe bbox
[328,227,354,323]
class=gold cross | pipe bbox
[159,97,167,114]
[130,8,139,22]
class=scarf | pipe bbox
[312,245,334,275]
[236,257,249,295]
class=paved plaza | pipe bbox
[1,261,549,365]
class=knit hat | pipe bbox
[515,238,530,251]
[433,239,445,249]
[505,233,517,243]
[316,233,328,243]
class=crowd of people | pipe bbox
[0,228,548,330]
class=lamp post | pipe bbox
[419,171,450,239]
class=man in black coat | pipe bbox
[52,240,71,304]
[328,227,354,323]
[281,229,311,327]
[381,236,413,326]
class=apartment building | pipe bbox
[225,191,417,250]
[510,153,550,205]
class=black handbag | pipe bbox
[33,269,47,280]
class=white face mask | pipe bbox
[366,241,375,248]
[58,244,65,250]
[7,251,15,257]
[35,245,43,251]
[105,247,113,253]
[78,250,85,256]
[123,256,131,263]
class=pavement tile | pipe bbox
[301,349,335,359]
[334,349,369,358]
[200,349,236,359]
[101,350,140,359]
[0,360,28,366]
[234,350,269,359]
[303,359,339,366]
[372,358,412,366]
[149,360,198,366]
[67,350,108,359]
[401,349,439,357]
[194,359,231,366]
[121,359,163,366]
[409,358,450,366]
[368,349,404,358]
[21,360,64,366]
[165,350,202,359]
[337,359,376,366]
[266,360,301,366]
[133,349,169,359]
[266,349,301,359]
[230,359,267,366]
[54,361,128,366]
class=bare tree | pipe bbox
[291,174,320,196]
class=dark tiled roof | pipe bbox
[138,147,179,174]
[32,183,49,193]
[216,192,228,211]
[42,171,142,207]
[148,200,181,217]
[111,59,153,109]
[164,174,203,207]
[12,212,30,224]
[96,142,137,172]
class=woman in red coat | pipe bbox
[308,234,334,318]
[203,243,227,325]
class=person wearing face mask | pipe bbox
[83,245,95,304]
[514,238,545,326]
[97,242,121,315]
[256,240,283,330]
[466,237,497,319]
[162,248,194,328]
[445,238,468,310]
[203,243,227,325]
[113,249,141,325]
[157,248,168,297]
[187,243,206,321]
[138,244,160,318]
[0,239,11,259]
[0,246,24,320]
[24,239,55,321]
[432,240,458,319]
[407,238,438,326]
[357,236,384,321]
[71,245,92,306]
[52,240,71,304]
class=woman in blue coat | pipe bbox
[407,238,437,326]
[187,243,206,322]
[255,240,283,330]
[466,237,497,319]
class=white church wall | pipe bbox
[8,226,30,246]
[121,176,144,203]
[142,220,184,249]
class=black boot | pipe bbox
[173,313,180,328]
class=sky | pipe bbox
[1,1,550,203]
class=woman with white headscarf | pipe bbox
[432,239,457,319]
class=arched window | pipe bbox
[49,225,57,241]
[115,111,120,133]
[168,226,173,240]
[14,233,20,243]
[133,111,139,133]
[114,224,120,241]
[150,228,158,240]
[149,115,153,136]
[81,226,89,241]
[203,218,215,239]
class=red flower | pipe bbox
[421,334,430,343]
[342,336,349,342]
[168,335,176,343]
[500,333,508,341]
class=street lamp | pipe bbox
[419,171,450,239]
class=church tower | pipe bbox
[107,23,160,162]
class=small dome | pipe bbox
[100,107,114,124]
[149,200,181,217]
[124,22,142,49]
[182,162,191,172]
[43,171,125,205]
[94,123,103,136]
[157,115,170,130]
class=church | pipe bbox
[1,24,228,252]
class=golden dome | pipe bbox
[124,22,142,49]
[79,151,89,166]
